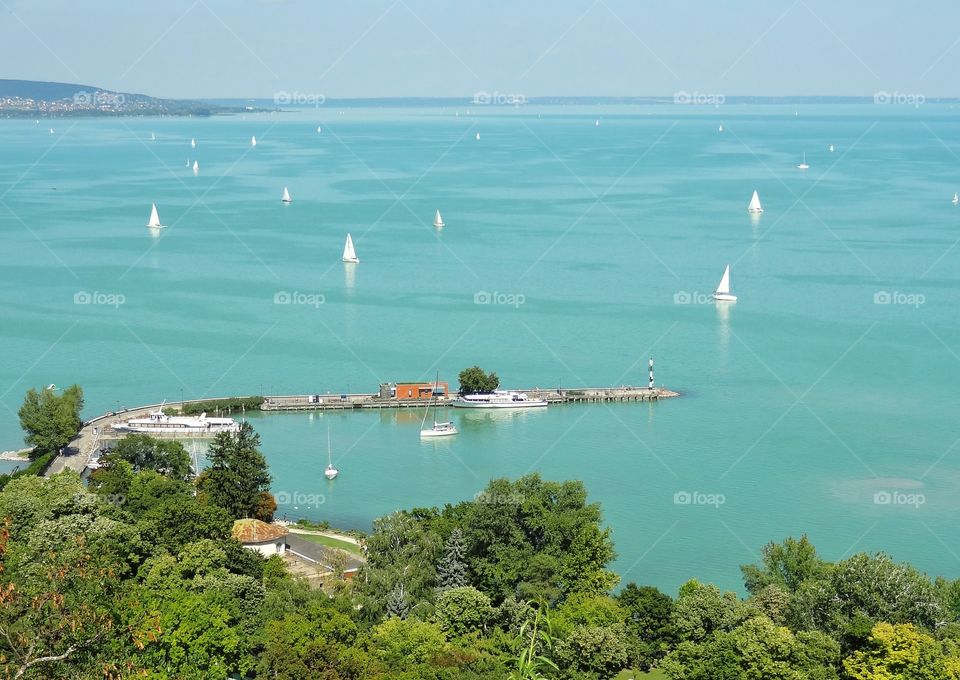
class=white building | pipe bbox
[231,518,289,557]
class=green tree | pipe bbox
[554,623,631,677]
[17,384,84,458]
[741,535,828,595]
[436,527,469,592]
[257,600,370,679]
[458,366,500,395]
[617,583,677,669]
[370,617,448,667]
[843,622,960,679]
[662,616,840,680]
[102,434,192,480]
[434,586,493,637]
[672,580,753,643]
[196,422,272,520]
[461,475,618,604]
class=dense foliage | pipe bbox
[2,420,959,677]
[175,396,264,416]
[17,384,84,458]
[458,366,501,394]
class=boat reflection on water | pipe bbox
[455,407,547,430]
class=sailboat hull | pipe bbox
[420,426,458,438]
[713,294,738,302]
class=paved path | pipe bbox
[286,533,365,573]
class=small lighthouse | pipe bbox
[648,358,655,389]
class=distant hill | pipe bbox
[0,79,259,117]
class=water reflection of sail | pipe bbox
[716,300,730,360]
[344,262,356,289]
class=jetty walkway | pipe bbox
[45,386,679,476]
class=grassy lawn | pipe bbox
[294,533,364,558]
[612,670,667,680]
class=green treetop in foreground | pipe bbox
[5,440,960,678]
[458,365,500,394]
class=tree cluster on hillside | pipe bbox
[17,384,84,459]
[3,419,960,677]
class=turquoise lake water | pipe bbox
[1,103,959,593]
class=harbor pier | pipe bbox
[45,385,679,476]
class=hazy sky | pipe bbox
[1,0,956,99]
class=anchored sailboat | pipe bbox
[953,193,959,205]
[433,209,445,228]
[713,265,737,302]
[420,373,458,438]
[191,138,196,148]
[192,160,199,174]
[250,135,257,147]
[797,153,809,170]
[146,203,165,229]
[747,190,763,213]
[342,233,359,263]
[324,428,339,479]
[281,187,292,203]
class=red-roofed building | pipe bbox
[232,518,289,556]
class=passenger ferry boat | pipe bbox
[451,391,548,409]
[111,405,240,434]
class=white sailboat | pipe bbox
[747,190,763,213]
[420,373,458,438]
[718,124,724,132]
[316,126,322,133]
[953,193,959,205]
[191,138,196,148]
[342,233,359,263]
[250,135,257,147]
[475,132,480,140]
[48,128,54,134]
[146,203,165,229]
[192,160,199,174]
[433,209,445,228]
[281,187,292,203]
[797,153,809,170]
[324,428,339,479]
[713,265,737,302]
[829,144,834,153]
[150,132,156,141]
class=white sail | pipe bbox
[433,209,444,227]
[147,203,162,228]
[281,187,291,203]
[250,135,257,147]
[718,124,723,132]
[716,266,731,295]
[954,193,959,205]
[192,160,199,174]
[747,190,763,213]
[713,265,737,301]
[476,132,480,140]
[342,233,359,263]
[150,132,156,141]
[191,138,196,148]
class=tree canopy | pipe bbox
[17,384,84,458]
[457,366,500,395]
